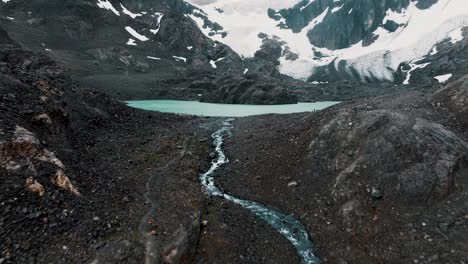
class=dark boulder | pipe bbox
[309,109,468,204]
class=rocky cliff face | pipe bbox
[0,0,300,104]
[273,0,435,50]
[187,0,468,86]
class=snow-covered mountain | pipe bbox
[1,0,467,104]
[184,0,468,83]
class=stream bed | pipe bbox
[200,118,320,264]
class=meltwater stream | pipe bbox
[200,118,320,264]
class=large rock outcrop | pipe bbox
[200,74,298,105]
[309,109,468,204]
[432,73,468,127]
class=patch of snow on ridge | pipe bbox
[331,4,344,14]
[125,26,149,41]
[300,0,314,11]
[2,0,11,3]
[147,56,161,60]
[448,27,464,44]
[96,0,120,16]
[150,13,164,35]
[209,57,224,68]
[120,4,142,19]
[173,56,187,63]
[434,73,452,83]
[403,61,431,85]
[186,0,468,81]
[126,38,137,46]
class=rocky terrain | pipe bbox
[0,31,305,263]
[0,32,211,263]
[216,85,468,263]
[1,0,468,264]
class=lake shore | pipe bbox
[126,100,340,117]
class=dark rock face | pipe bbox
[432,74,468,127]
[200,74,298,105]
[0,28,18,47]
[309,109,468,204]
[272,0,438,50]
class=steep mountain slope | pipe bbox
[185,0,468,85]
[2,0,464,103]
[0,0,309,104]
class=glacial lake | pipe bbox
[126,100,340,117]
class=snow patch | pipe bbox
[96,0,120,16]
[149,13,164,35]
[126,38,137,46]
[434,73,452,83]
[173,56,187,63]
[403,61,431,85]
[331,4,344,14]
[125,26,149,41]
[209,57,224,68]
[147,56,161,60]
[120,4,142,19]
[186,0,468,81]
[448,27,464,44]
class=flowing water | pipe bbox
[126,100,339,117]
[200,118,320,264]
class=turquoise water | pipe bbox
[200,118,320,264]
[126,100,339,117]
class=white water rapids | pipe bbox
[200,118,320,264]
